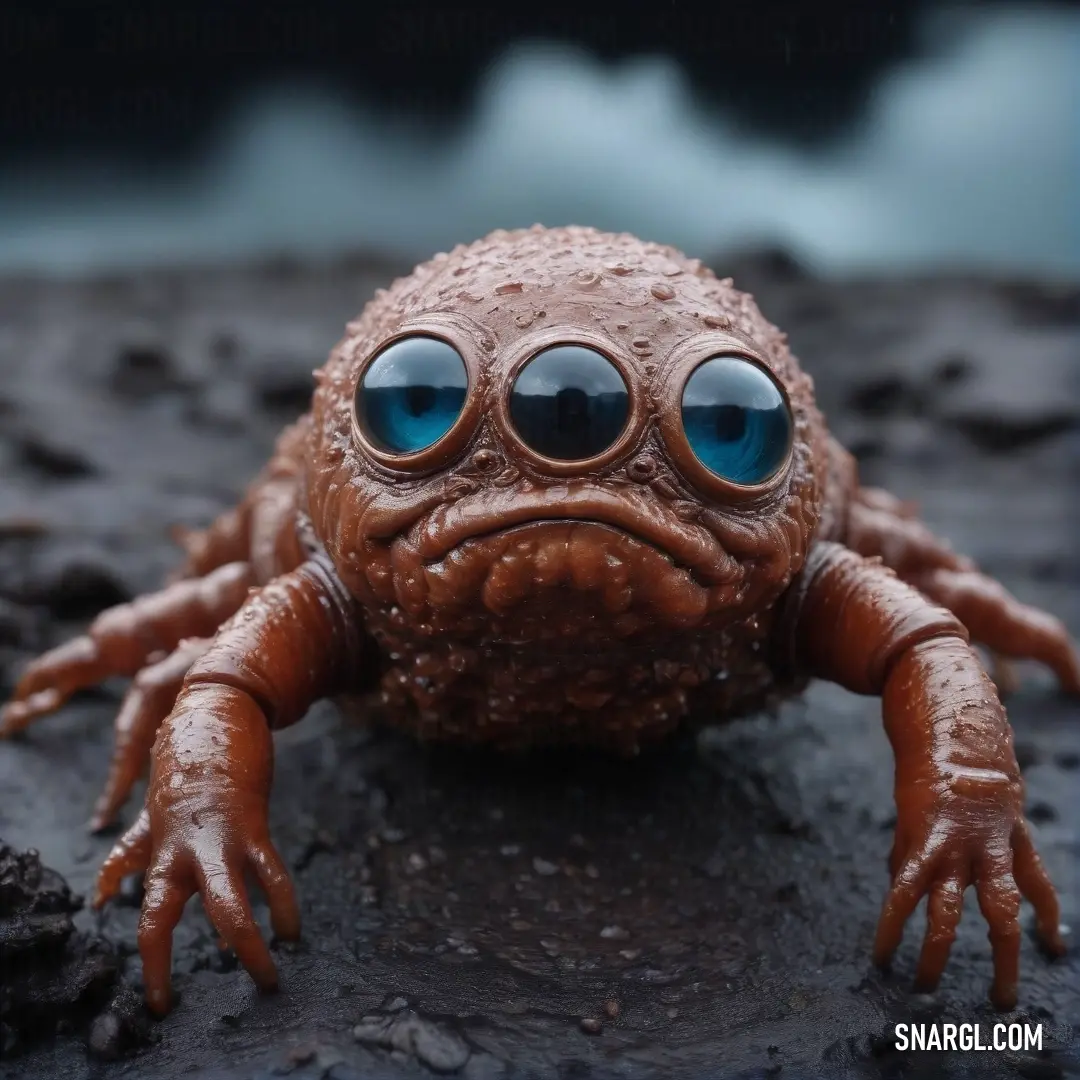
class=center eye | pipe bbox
[509,345,629,460]
[355,335,468,455]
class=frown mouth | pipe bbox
[409,487,740,587]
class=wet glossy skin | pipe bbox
[3,226,1079,1018]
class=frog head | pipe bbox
[308,226,826,648]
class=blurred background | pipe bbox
[0,0,1077,278]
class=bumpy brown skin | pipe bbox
[3,226,1078,1017]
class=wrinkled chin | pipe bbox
[387,522,744,636]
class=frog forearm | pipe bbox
[883,638,1019,792]
[781,540,968,694]
[151,683,273,795]
[182,557,360,730]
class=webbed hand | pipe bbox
[875,771,1062,1011]
[95,684,300,1015]
[875,638,1064,1010]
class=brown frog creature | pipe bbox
[3,226,1077,1017]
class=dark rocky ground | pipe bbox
[0,250,1077,1079]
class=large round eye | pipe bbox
[681,356,792,484]
[355,335,468,455]
[509,345,629,460]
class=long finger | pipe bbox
[1011,819,1064,956]
[915,569,1080,694]
[0,638,101,735]
[248,841,301,942]
[139,855,196,1016]
[888,826,910,879]
[975,851,1022,1011]
[196,860,280,992]
[914,872,967,991]
[94,806,153,907]
[873,850,938,968]
[90,638,211,832]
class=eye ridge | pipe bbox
[680,354,792,486]
[355,334,469,456]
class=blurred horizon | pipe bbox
[0,3,1077,279]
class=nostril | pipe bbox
[627,454,658,483]
[471,448,502,474]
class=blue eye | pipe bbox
[681,356,791,484]
[356,336,468,454]
[509,345,629,459]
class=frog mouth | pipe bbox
[409,488,741,588]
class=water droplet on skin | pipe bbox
[631,337,651,353]
[458,290,483,303]
[606,264,634,276]
[496,282,524,295]
[576,270,601,290]
[514,312,535,329]
[650,283,676,301]
[703,314,731,329]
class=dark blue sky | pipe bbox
[0,5,1075,277]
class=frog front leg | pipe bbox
[781,541,1064,1010]
[94,556,362,1015]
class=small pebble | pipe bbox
[532,857,558,876]
[602,999,620,1020]
[600,925,630,941]
[285,1045,316,1066]
[579,1017,603,1035]
[87,1012,123,1061]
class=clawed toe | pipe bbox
[94,807,153,908]
[0,690,64,735]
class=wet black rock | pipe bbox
[13,433,99,481]
[0,842,118,1055]
[110,341,191,401]
[87,985,158,1062]
[0,251,1077,1079]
